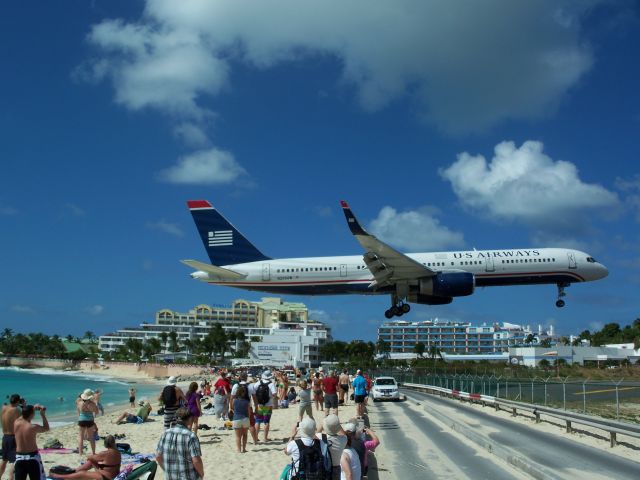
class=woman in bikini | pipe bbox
[50,435,121,479]
[76,389,99,456]
[312,372,324,412]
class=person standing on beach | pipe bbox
[185,382,202,435]
[1,393,22,480]
[213,372,231,420]
[128,388,136,408]
[352,370,367,419]
[77,389,99,456]
[13,404,49,480]
[249,370,277,442]
[338,370,350,405]
[322,370,339,417]
[156,407,204,480]
[160,377,185,429]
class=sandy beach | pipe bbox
[35,380,379,480]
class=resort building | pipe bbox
[98,297,329,367]
[378,318,531,356]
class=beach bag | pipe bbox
[49,466,76,475]
[290,438,331,480]
[44,438,64,449]
[116,442,132,454]
[256,381,271,405]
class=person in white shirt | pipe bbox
[284,417,317,476]
[340,437,361,480]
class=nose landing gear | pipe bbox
[556,282,570,308]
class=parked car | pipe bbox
[371,376,400,401]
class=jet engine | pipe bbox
[417,271,475,298]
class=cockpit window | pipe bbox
[586,257,596,263]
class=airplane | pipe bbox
[182,200,609,318]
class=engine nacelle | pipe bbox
[418,272,475,298]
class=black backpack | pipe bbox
[255,381,271,405]
[290,438,332,480]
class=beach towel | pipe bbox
[120,453,156,465]
[39,448,75,454]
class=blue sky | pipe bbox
[2,1,639,340]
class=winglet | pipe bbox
[340,200,368,236]
[187,200,213,210]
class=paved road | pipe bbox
[402,388,640,479]
[369,398,530,479]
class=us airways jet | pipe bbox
[182,200,608,318]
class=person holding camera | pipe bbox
[13,404,49,480]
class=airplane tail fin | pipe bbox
[187,200,270,265]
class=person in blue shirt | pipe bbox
[352,370,368,418]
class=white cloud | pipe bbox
[82,0,607,134]
[157,148,246,185]
[0,204,18,216]
[369,205,465,251]
[313,206,333,218]
[65,203,86,217]
[11,305,36,314]
[173,122,211,148]
[440,140,619,232]
[146,219,184,237]
[616,174,640,222]
[85,305,105,316]
[309,309,331,323]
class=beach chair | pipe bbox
[124,461,157,480]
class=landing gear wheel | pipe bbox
[390,305,401,317]
[556,299,565,308]
[401,303,411,314]
[555,282,569,308]
[384,309,394,319]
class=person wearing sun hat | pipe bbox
[284,417,319,477]
[249,370,277,442]
[317,414,347,479]
[76,388,99,456]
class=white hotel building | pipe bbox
[99,297,330,367]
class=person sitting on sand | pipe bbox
[49,434,121,480]
[113,401,152,425]
[77,390,99,456]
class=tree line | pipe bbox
[0,328,99,361]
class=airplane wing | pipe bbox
[340,201,436,288]
[180,260,247,279]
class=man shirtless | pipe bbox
[1,394,22,479]
[338,370,350,405]
[13,404,49,480]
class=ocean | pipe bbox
[0,367,160,425]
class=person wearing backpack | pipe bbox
[249,370,277,442]
[284,417,332,480]
[317,414,347,480]
[158,376,185,429]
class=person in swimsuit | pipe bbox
[13,404,49,480]
[1,393,22,480]
[77,390,99,456]
[312,372,324,412]
[338,370,350,405]
[128,388,136,408]
[185,382,202,434]
[49,434,121,479]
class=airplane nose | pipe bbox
[598,263,609,279]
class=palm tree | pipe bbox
[414,342,426,358]
[159,332,168,353]
[168,331,179,353]
[1,328,13,339]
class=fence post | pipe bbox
[561,377,569,410]
[543,376,551,406]
[582,378,589,414]
[531,378,535,403]
[615,378,624,420]
[496,376,502,398]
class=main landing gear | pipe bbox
[556,282,570,308]
[384,299,411,318]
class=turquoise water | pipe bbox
[0,367,159,424]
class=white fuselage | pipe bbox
[191,247,608,296]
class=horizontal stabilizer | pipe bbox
[180,260,247,279]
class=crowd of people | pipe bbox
[0,367,378,480]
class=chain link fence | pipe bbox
[373,369,640,423]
